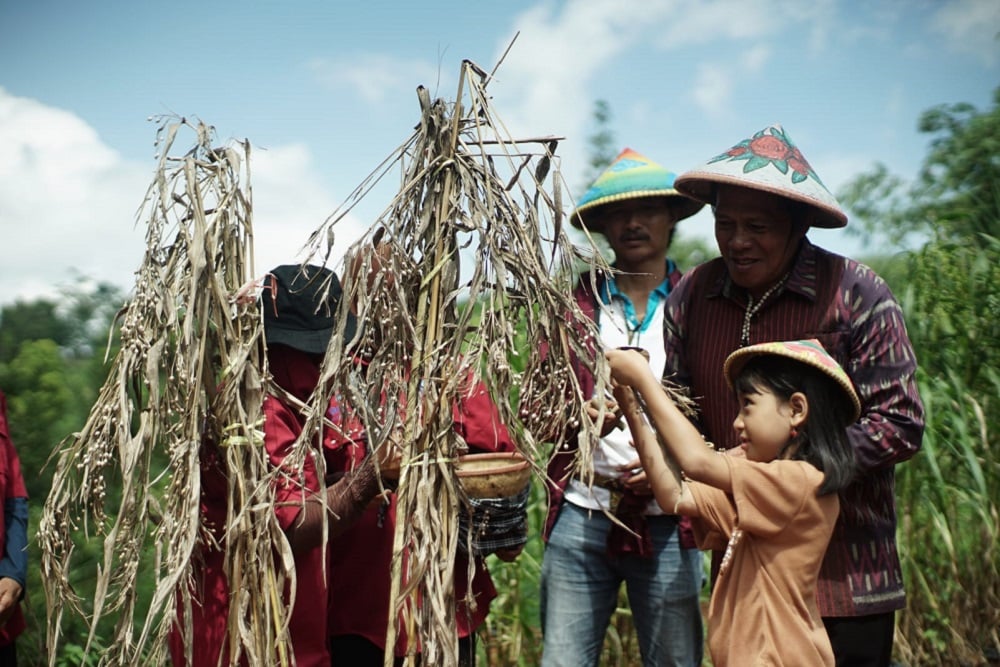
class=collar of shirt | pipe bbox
[709,237,820,303]
[598,259,675,335]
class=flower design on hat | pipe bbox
[710,125,824,187]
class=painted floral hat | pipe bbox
[675,124,848,228]
[723,338,861,424]
[571,148,704,232]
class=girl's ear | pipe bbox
[788,391,808,429]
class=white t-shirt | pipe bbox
[564,284,667,515]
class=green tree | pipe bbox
[839,86,1000,246]
[0,300,73,365]
[0,280,126,664]
[581,99,618,192]
[839,88,1000,664]
[1,340,75,498]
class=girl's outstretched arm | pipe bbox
[606,348,733,494]
[614,384,697,515]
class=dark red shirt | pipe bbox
[325,377,515,655]
[170,347,334,667]
[0,391,26,646]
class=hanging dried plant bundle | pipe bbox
[38,118,293,665]
[298,59,613,666]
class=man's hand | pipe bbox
[586,397,624,438]
[617,457,652,496]
[376,431,404,482]
[0,577,22,627]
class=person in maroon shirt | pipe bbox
[325,242,526,667]
[170,264,396,667]
[0,391,27,667]
[664,124,924,667]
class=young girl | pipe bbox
[606,339,859,667]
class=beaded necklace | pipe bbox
[740,273,789,348]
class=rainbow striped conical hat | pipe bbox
[675,124,847,229]
[723,339,860,424]
[572,148,704,232]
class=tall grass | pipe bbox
[895,369,1000,665]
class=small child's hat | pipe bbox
[724,339,861,423]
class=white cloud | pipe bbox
[742,44,772,73]
[249,143,368,276]
[0,88,149,303]
[308,54,442,104]
[691,63,733,116]
[486,1,679,195]
[688,44,768,116]
[654,0,837,48]
[483,0,841,191]
[928,0,1000,66]
[0,89,367,306]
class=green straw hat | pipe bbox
[572,148,704,233]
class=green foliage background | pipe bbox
[2,90,998,665]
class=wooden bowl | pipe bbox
[456,451,531,499]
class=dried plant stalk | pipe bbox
[299,60,612,666]
[38,118,293,665]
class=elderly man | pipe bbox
[540,149,705,667]
[665,124,924,667]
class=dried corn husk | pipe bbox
[297,59,611,667]
[38,118,295,665]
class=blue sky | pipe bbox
[1,0,997,305]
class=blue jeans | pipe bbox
[540,502,704,667]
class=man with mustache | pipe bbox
[540,149,705,667]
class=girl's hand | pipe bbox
[605,348,653,388]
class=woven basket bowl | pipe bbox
[456,451,531,499]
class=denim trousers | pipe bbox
[540,502,704,667]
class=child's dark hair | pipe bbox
[734,355,856,495]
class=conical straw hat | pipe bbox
[675,124,847,229]
[724,338,861,424]
[572,148,704,232]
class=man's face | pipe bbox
[713,185,806,296]
[596,197,676,267]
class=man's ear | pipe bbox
[789,391,809,428]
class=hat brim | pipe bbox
[723,342,861,424]
[570,192,705,232]
[674,172,848,229]
[264,315,357,356]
